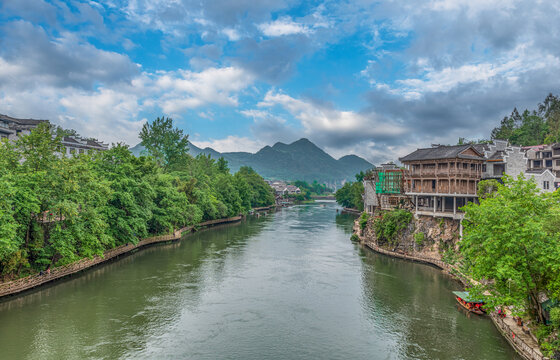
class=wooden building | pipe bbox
[399,144,485,219]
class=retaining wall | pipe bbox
[0,215,243,299]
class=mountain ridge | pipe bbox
[130,138,373,187]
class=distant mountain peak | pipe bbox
[130,138,373,187]
[293,138,313,144]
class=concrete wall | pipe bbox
[363,180,377,213]
[482,140,527,179]
[526,170,556,193]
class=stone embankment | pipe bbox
[354,216,546,360]
[0,215,250,299]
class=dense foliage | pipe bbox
[373,209,413,246]
[0,120,274,279]
[461,176,560,325]
[490,93,560,145]
[292,180,333,196]
[334,181,364,210]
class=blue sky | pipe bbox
[1,0,560,164]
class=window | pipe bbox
[543,181,550,190]
[556,160,560,166]
[482,164,487,172]
[432,180,436,190]
[546,160,553,167]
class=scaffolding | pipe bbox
[365,168,411,211]
[372,169,404,194]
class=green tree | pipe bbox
[139,117,189,169]
[461,176,560,323]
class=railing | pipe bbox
[491,314,544,360]
[408,169,481,177]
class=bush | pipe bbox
[414,232,425,246]
[550,307,560,329]
[359,212,370,230]
[373,209,412,245]
[350,234,360,242]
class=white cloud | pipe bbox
[373,44,560,99]
[258,17,312,37]
[156,66,255,113]
[222,27,241,41]
[192,135,265,153]
[257,90,406,139]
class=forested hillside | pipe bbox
[490,93,560,145]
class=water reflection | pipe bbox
[0,202,519,360]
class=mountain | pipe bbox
[129,138,373,187]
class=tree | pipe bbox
[461,176,560,323]
[139,117,189,169]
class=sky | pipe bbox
[1,0,560,164]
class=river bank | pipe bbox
[0,201,519,359]
[0,206,276,299]
[353,217,545,360]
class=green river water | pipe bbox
[0,201,520,359]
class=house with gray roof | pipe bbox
[61,136,109,156]
[0,114,48,141]
[399,144,484,219]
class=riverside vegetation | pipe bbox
[0,117,274,281]
[348,175,560,357]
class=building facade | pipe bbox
[524,143,560,188]
[61,136,109,156]
[474,140,527,180]
[400,144,484,219]
[363,163,407,214]
[0,114,47,140]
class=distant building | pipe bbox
[363,163,407,214]
[0,114,48,140]
[61,136,109,156]
[473,140,527,180]
[285,185,301,194]
[523,143,560,189]
[524,169,556,193]
[268,181,301,196]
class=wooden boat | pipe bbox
[453,291,486,315]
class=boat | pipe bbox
[452,291,486,315]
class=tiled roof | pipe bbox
[487,150,506,161]
[399,144,484,162]
[0,114,47,126]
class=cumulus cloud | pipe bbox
[258,17,312,37]
[257,90,406,146]
[155,67,254,113]
[0,21,139,90]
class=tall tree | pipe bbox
[139,117,189,169]
[461,176,560,323]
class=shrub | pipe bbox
[359,212,370,230]
[551,307,560,329]
[350,234,360,242]
[373,209,412,245]
[414,232,425,246]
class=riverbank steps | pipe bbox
[354,215,545,360]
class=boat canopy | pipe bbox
[452,291,484,303]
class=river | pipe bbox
[0,201,519,359]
